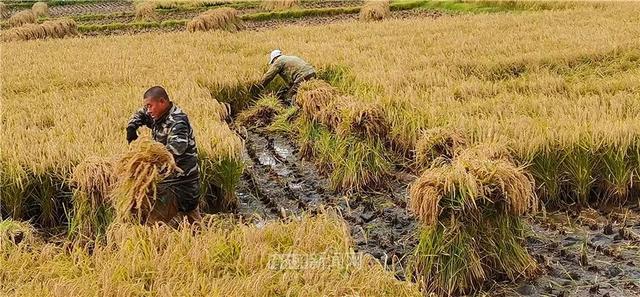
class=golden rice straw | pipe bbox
[111,138,181,223]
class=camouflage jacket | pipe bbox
[261,55,316,86]
[127,103,199,183]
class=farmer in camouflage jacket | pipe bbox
[126,86,201,222]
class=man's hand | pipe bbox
[126,127,138,144]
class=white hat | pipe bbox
[269,49,282,65]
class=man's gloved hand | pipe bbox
[126,126,138,144]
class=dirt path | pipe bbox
[234,127,419,278]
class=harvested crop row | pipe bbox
[2,18,77,41]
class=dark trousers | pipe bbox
[277,72,317,105]
[157,176,200,213]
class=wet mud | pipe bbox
[490,208,640,297]
[234,127,419,278]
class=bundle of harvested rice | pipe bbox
[135,1,157,21]
[411,213,537,296]
[409,152,538,295]
[457,150,537,216]
[336,100,389,140]
[31,1,48,17]
[414,127,467,169]
[42,18,77,38]
[360,0,390,22]
[315,98,342,130]
[2,23,46,41]
[236,95,285,128]
[186,8,243,32]
[409,163,477,226]
[0,218,38,250]
[111,138,181,223]
[69,157,116,238]
[409,151,536,225]
[411,219,485,296]
[261,0,298,11]
[296,79,339,123]
[2,19,77,42]
[8,10,36,27]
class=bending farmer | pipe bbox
[255,49,316,104]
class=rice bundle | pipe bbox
[409,149,536,225]
[261,0,298,11]
[414,127,467,169]
[42,18,78,38]
[72,157,115,209]
[69,157,116,239]
[135,1,157,21]
[409,149,539,295]
[236,95,285,128]
[360,0,390,22]
[111,138,181,223]
[412,213,537,296]
[409,162,477,226]
[8,10,36,27]
[31,2,48,17]
[2,19,77,42]
[296,79,340,123]
[186,8,244,32]
[458,152,537,216]
[336,100,389,140]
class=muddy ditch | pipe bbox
[232,125,420,279]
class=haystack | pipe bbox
[2,18,77,42]
[135,1,157,21]
[31,2,48,17]
[261,0,298,11]
[8,10,36,27]
[186,8,243,32]
[360,0,390,22]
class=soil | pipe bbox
[234,127,419,279]
[49,1,133,17]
